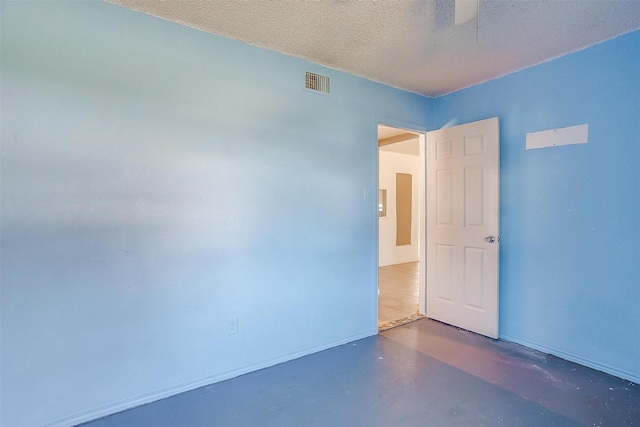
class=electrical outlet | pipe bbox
[227,317,239,335]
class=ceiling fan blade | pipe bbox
[455,0,478,25]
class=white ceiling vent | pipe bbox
[305,72,330,94]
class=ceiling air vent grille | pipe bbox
[305,72,330,94]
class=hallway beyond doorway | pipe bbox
[378,261,421,330]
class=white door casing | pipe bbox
[426,117,500,338]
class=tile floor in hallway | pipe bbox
[378,261,420,330]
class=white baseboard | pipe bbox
[500,334,640,385]
[39,329,376,427]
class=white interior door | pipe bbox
[426,117,500,338]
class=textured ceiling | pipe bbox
[108,0,640,97]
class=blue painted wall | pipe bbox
[432,30,640,383]
[0,2,431,426]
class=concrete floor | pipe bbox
[82,318,639,427]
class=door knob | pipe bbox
[484,236,496,243]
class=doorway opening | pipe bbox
[377,124,426,330]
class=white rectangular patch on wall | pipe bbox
[526,124,588,150]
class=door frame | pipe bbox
[374,120,427,331]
